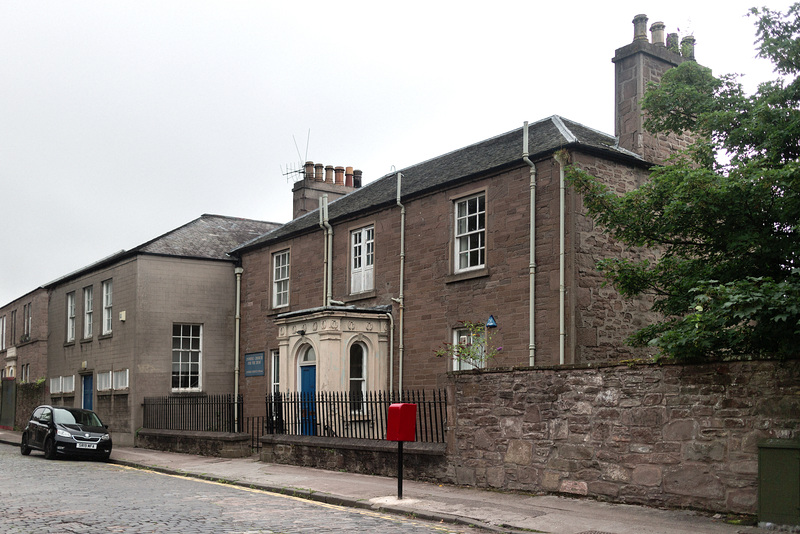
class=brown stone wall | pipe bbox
[447,359,800,514]
[568,153,660,363]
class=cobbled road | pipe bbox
[0,444,482,534]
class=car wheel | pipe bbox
[99,451,111,462]
[43,437,57,460]
[20,434,31,456]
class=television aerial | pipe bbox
[281,129,310,183]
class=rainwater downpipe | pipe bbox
[554,150,568,365]
[522,122,536,366]
[385,311,395,391]
[391,172,406,392]
[233,266,244,430]
[319,197,328,306]
[323,197,334,307]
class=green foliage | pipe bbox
[568,4,800,361]
[434,321,502,369]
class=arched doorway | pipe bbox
[298,344,316,435]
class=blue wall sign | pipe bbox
[244,352,265,377]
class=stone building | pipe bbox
[0,287,49,429]
[44,214,280,445]
[232,16,696,424]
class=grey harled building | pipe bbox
[44,214,281,446]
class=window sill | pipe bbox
[98,388,129,396]
[268,306,290,317]
[170,390,204,396]
[344,290,377,303]
[80,338,93,344]
[98,333,112,340]
[445,267,489,284]
[63,341,75,348]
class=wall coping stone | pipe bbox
[260,434,446,456]
[138,428,250,442]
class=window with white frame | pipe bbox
[172,324,202,391]
[454,193,486,272]
[66,293,76,343]
[102,280,113,334]
[62,375,75,393]
[10,310,16,347]
[452,327,485,371]
[273,250,290,308]
[50,377,61,394]
[1,315,6,350]
[350,226,374,293]
[349,343,366,413]
[271,350,280,394]
[113,369,129,389]
[83,286,93,339]
[22,302,31,339]
[97,371,112,391]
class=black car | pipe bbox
[20,405,112,461]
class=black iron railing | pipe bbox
[265,389,447,443]
[243,415,265,451]
[142,394,242,433]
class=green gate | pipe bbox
[0,378,16,429]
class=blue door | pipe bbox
[300,366,316,436]
[82,375,93,410]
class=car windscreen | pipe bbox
[53,408,103,427]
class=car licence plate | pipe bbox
[76,443,97,449]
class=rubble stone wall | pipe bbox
[446,359,800,514]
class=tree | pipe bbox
[567,4,800,361]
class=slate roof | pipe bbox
[138,214,281,260]
[233,115,645,254]
[45,214,281,288]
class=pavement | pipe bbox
[0,428,785,534]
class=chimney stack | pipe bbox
[613,14,698,165]
[291,161,362,219]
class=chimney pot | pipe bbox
[650,22,666,46]
[334,166,345,185]
[345,166,354,187]
[681,35,696,60]
[304,161,315,180]
[666,33,679,53]
[325,165,334,184]
[353,169,363,188]
[314,163,324,182]
[633,14,648,42]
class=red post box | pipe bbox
[387,403,417,442]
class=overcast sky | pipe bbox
[0,1,793,305]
